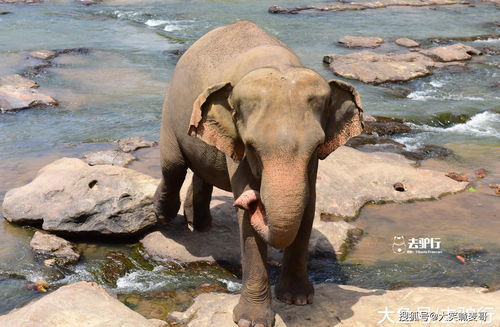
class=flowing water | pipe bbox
[0,0,499,319]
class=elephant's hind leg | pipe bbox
[184,174,213,232]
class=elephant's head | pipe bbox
[188,67,363,249]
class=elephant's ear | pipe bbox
[317,79,364,160]
[188,82,244,161]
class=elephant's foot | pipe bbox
[233,297,275,327]
[153,192,180,224]
[184,206,212,232]
[275,276,314,305]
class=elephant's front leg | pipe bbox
[275,177,316,305]
[233,208,275,327]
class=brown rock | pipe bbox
[323,51,436,84]
[117,136,158,153]
[445,172,470,182]
[395,37,420,47]
[338,35,384,48]
[29,50,57,60]
[420,43,482,62]
[30,231,80,265]
[0,74,58,112]
[474,168,487,179]
[363,121,412,135]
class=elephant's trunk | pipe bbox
[234,160,308,249]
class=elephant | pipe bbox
[154,20,363,327]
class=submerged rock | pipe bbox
[338,35,384,48]
[2,158,158,235]
[117,136,158,153]
[0,74,58,112]
[363,120,412,135]
[29,50,57,60]
[169,284,500,326]
[323,51,436,84]
[82,150,136,167]
[0,281,162,326]
[419,43,481,62]
[395,37,420,47]
[30,231,80,265]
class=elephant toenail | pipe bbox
[238,319,251,327]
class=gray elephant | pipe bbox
[155,20,363,327]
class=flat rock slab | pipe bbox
[2,158,158,235]
[117,137,157,153]
[169,284,500,326]
[0,74,57,112]
[395,37,420,47]
[0,281,164,327]
[29,50,57,60]
[140,178,354,264]
[315,147,468,218]
[323,51,436,84]
[419,43,481,62]
[82,150,136,167]
[338,36,384,48]
[30,231,80,265]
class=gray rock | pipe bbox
[420,43,482,62]
[2,158,158,235]
[168,284,500,326]
[363,121,412,135]
[0,74,58,112]
[0,281,160,326]
[338,36,384,48]
[395,37,420,47]
[315,146,468,218]
[30,231,80,265]
[82,150,136,167]
[117,137,157,153]
[29,50,57,60]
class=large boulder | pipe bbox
[30,231,80,265]
[168,284,500,326]
[338,36,384,49]
[315,146,468,218]
[419,43,481,62]
[0,74,58,112]
[0,281,166,327]
[2,158,158,235]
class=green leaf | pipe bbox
[468,187,477,192]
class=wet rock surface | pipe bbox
[82,150,136,167]
[30,231,80,266]
[168,284,500,326]
[2,158,158,235]
[268,0,468,14]
[0,282,163,327]
[395,37,420,47]
[419,43,482,62]
[117,136,158,153]
[0,74,58,112]
[29,50,57,60]
[338,35,384,48]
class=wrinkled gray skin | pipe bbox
[155,20,363,327]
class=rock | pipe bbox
[323,51,436,84]
[0,10,12,14]
[474,168,487,179]
[29,50,57,60]
[117,136,158,153]
[141,170,357,264]
[268,0,468,14]
[0,281,160,326]
[99,251,136,286]
[315,147,468,218]
[2,158,158,235]
[363,121,412,135]
[148,319,169,327]
[26,280,50,292]
[395,37,420,47]
[445,172,470,182]
[30,231,80,265]
[338,35,384,48]
[0,74,58,112]
[0,0,41,3]
[362,113,377,122]
[346,134,406,148]
[419,43,482,62]
[82,150,136,167]
[168,284,500,326]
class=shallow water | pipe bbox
[0,0,499,318]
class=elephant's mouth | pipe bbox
[233,190,270,241]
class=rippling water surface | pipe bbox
[0,0,499,319]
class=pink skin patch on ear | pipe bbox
[234,190,269,240]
